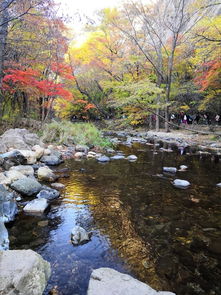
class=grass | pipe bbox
[41,120,111,147]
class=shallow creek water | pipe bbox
[8,142,221,295]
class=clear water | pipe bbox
[8,142,221,295]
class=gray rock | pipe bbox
[0,172,11,185]
[163,167,177,173]
[37,166,57,182]
[23,133,41,146]
[40,155,63,166]
[0,221,9,250]
[37,187,60,200]
[127,155,138,161]
[71,226,91,245]
[75,144,89,153]
[0,249,51,295]
[173,179,190,189]
[97,156,110,163]
[216,183,221,188]
[10,178,42,196]
[5,170,26,183]
[87,268,175,295]
[0,184,18,223]
[0,150,27,169]
[74,152,86,158]
[51,183,65,190]
[18,150,37,164]
[10,165,34,176]
[110,155,125,160]
[23,198,48,213]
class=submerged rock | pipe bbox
[0,249,51,295]
[87,268,176,295]
[0,184,18,223]
[110,155,125,160]
[173,179,190,189]
[51,183,65,190]
[97,156,110,163]
[10,178,42,196]
[23,198,48,213]
[71,226,91,245]
[163,167,177,173]
[0,221,9,250]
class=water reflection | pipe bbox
[8,142,221,295]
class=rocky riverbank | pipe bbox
[104,129,221,155]
[0,128,178,295]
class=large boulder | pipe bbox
[0,150,27,170]
[0,129,43,152]
[23,198,48,213]
[0,249,51,295]
[9,165,34,176]
[87,268,176,295]
[0,184,18,223]
[37,186,60,200]
[0,221,9,250]
[37,166,57,182]
[10,178,42,196]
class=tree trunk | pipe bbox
[0,0,9,115]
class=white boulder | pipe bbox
[87,268,176,295]
[173,179,190,189]
[216,183,221,188]
[23,198,48,213]
[0,249,51,295]
[127,155,138,161]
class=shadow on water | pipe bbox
[8,142,221,295]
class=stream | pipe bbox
[8,141,221,295]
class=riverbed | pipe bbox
[8,142,221,295]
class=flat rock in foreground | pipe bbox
[0,249,51,295]
[87,268,176,295]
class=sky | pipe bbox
[55,0,152,45]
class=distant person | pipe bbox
[215,114,220,125]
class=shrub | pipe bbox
[41,120,111,147]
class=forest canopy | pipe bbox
[0,0,220,129]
